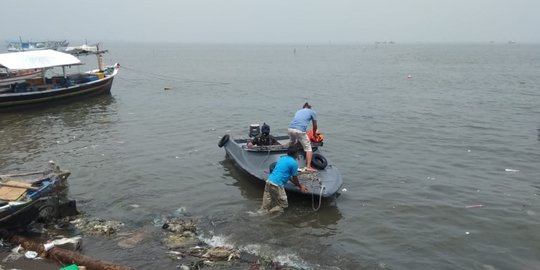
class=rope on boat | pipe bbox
[311,179,325,211]
[301,171,324,211]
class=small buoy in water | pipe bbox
[164,87,172,90]
[407,74,412,79]
[342,188,347,192]
[465,231,470,235]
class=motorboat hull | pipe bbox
[220,134,343,198]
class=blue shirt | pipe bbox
[268,156,298,186]
[288,108,317,132]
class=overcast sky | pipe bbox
[2,0,539,44]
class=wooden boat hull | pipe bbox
[0,198,49,229]
[0,162,70,228]
[0,69,117,109]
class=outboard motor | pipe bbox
[249,124,260,138]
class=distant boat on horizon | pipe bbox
[6,39,69,52]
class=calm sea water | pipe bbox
[1,43,539,269]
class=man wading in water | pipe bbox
[260,145,308,215]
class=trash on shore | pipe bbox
[158,216,294,269]
[162,218,197,233]
[199,246,240,261]
[48,236,82,251]
[162,217,199,249]
[24,250,39,259]
[60,264,82,270]
[0,231,135,270]
[70,217,124,235]
[161,217,239,263]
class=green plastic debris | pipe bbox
[60,264,78,270]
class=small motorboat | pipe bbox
[218,124,343,198]
[0,161,71,228]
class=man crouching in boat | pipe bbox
[260,145,308,215]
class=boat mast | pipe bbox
[18,36,23,51]
[96,44,104,72]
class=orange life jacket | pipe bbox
[307,129,324,142]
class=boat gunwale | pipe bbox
[0,66,118,98]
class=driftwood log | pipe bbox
[0,231,134,270]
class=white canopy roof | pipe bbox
[0,49,82,70]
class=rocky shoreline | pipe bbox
[1,212,299,270]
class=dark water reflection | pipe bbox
[0,95,116,167]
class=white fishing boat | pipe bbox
[0,47,119,109]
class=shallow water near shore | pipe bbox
[1,43,540,269]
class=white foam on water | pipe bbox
[273,254,312,269]
[238,243,262,255]
[198,234,313,269]
[199,234,234,248]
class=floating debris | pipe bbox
[49,236,82,251]
[465,204,483,209]
[505,168,519,172]
[163,232,199,249]
[70,217,124,235]
[161,217,199,249]
[193,246,239,261]
[162,218,196,234]
[24,250,39,259]
[117,230,147,249]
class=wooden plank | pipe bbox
[0,181,35,201]
[2,181,33,188]
[0,187,27,201]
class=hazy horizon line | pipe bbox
[4,39,538,46]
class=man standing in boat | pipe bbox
[260,145,308,214]
[288,102,318,171]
